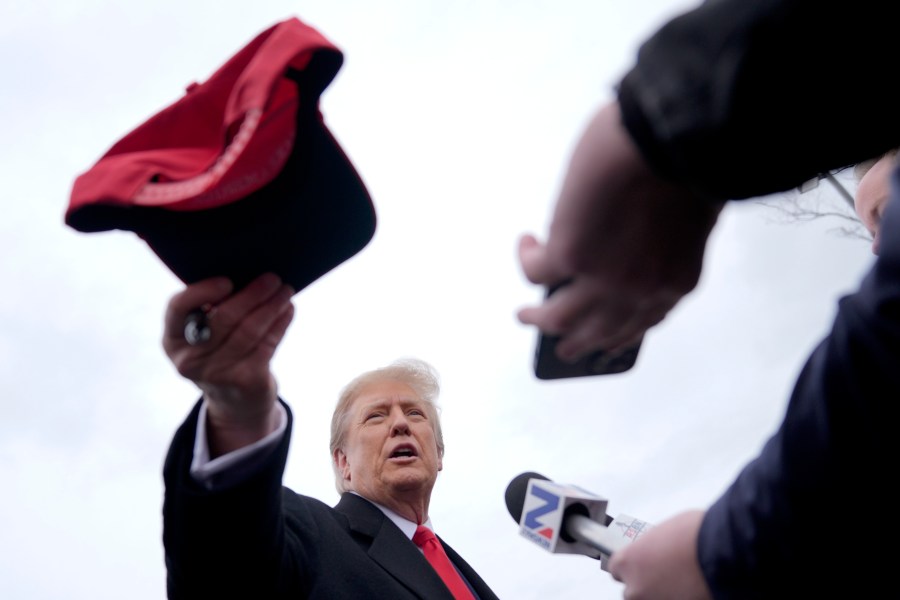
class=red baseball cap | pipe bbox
[66,17,376,293]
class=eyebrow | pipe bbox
[358,397,426,413]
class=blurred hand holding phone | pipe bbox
[533,284,642,380]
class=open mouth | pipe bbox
[389,445,418,460]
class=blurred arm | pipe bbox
[518,0,900,359]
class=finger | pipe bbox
[216,282,295,360]
[204,273,285,340]
[554,316,642,361]
[517,280,586,334]
[545,282,639,358]
[167,281,294,386]
[212,297,296,382]
[517,233,570,286]
[607,543,629,583]
[553,296,670,359]
[517,234,542,282]
[261,299,295,352]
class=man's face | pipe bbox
[335,379,442,506]
[856,153,894,255]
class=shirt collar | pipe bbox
[350,491,433,540]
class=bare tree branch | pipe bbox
[753,176,871,243]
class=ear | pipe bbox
[334,448,351,481]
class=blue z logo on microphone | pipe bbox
[524,486,559,540]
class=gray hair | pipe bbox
[329,358,445,494]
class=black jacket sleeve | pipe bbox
[697,182,900,598]
[618,0,900,200]
[162,398,307,599]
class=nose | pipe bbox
[389,408,411,436]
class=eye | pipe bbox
[364,412,385,422]
[408,408,426,418]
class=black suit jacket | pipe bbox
[163,399,499,599]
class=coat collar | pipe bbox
[335,493,456,599]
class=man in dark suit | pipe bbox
[160,273,498,599]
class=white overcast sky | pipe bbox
[0,1,875,599]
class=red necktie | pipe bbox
[413,525,476,600]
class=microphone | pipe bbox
[505,472,652,571]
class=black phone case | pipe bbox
[533,333,641,379]
[532,283,642,379]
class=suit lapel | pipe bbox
[335,493,455,600]
[440,536,499,600]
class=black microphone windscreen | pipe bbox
[505,471,550,522]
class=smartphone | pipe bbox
[532,285,642,380]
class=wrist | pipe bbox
[202,390,280,457]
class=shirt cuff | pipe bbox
[189,399,287,490]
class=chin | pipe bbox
[389,472,435,493]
